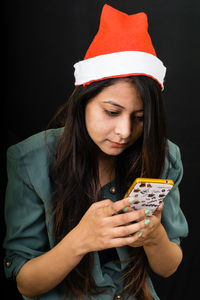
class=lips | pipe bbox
[109,140,127,148]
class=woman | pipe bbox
[4,4,188,300]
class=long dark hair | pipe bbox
[48,76,168,299]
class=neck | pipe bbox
[98,152,116,187]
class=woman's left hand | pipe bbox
[128,204,163,247]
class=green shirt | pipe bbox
[3,128,188,300]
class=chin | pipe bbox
[100,147,125,156]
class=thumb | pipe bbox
[153,203,163,217]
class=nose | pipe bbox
[115,116,132,140]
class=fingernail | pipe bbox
[145,219,150,226]
[129,197,135,204]
[138,231,142,237]
[145,209,150,215]
[123,207,128,212]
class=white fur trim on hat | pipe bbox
[74,51,166,89]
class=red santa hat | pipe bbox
[74,4,166,89]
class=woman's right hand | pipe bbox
[16,197,148,298]
[74,197,149,254]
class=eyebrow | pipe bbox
[102,101,144,113]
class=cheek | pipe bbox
[87,122,105,138]
[85,108,111,138]
[131,123,143,142]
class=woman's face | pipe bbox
[85,80,144,157]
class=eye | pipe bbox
[136,116,144,122]
[132,115,144,122]
[104,109,120,116]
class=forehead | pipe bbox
[90,79,143,110]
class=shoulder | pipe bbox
[7,127,63,159]
[7,128,64,171]
[162,140,188,242]
[6,128,64,192]
[167,139,181,165]
[163,139,183,184]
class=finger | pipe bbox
[153,203,163,217]
[112,218,147,238]
[104,197,136,216]
[108,230,144,248]
[136,208,151,221]
[157,203,163,211]
[119,206,134,214]
[89,199,114,212]
[110,208,148,227]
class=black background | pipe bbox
[2,0,200,299]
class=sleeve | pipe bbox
[161,144,189,246]
[3,145,50,279]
